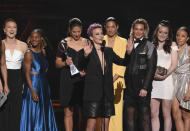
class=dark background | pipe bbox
[0,1,189,130]
[0,0,189,100]
[0,0,190,99]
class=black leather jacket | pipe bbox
[124,39,157,92]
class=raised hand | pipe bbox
[84,40,93,56]
[126,37,134,54]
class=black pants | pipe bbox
[0,69,23,131]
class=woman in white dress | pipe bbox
[150,20,178,131]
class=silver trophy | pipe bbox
[60,39,79,76]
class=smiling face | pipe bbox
[133,23,146,40]
[157,26,169,42]
[30,32,42,48]
[69,26,82,41]
[176,29,189,47]
[4,21,17,39]
[90,28,104,44]
[105,21,118,37]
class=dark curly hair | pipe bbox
[152,20,173,54]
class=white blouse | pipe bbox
[5,49,24,69]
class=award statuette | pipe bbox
[60,39,79,76]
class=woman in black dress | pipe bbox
[55,18,87,131]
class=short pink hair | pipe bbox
[87,23,102,37]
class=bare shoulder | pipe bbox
[17,40,28,47]
[17,40,28,51]
[1,40,5,46]
[65,37,71,42]
[1,40,6,47]
[81,37,88,46]
[1,39,5,44]
[1,40,5,51]
[61,37,69,42]
[81,37,87,42]
[24,49,33,59]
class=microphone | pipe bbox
[101,40,106,52]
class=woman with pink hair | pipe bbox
[81,23,126,131]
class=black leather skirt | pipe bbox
[83,100,115,118]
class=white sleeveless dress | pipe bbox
[151,46,178,100]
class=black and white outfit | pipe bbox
[123,38,157,131]
[0,49,24,131]
[79,44,126,118]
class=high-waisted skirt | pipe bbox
[0,69,23,131]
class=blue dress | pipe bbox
[20,50,58,131]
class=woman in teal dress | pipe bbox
[20,29,58,131]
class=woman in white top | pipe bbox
[150,20,178,131]
[0,18,27,131]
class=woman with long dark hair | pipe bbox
[150,20,178,131]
